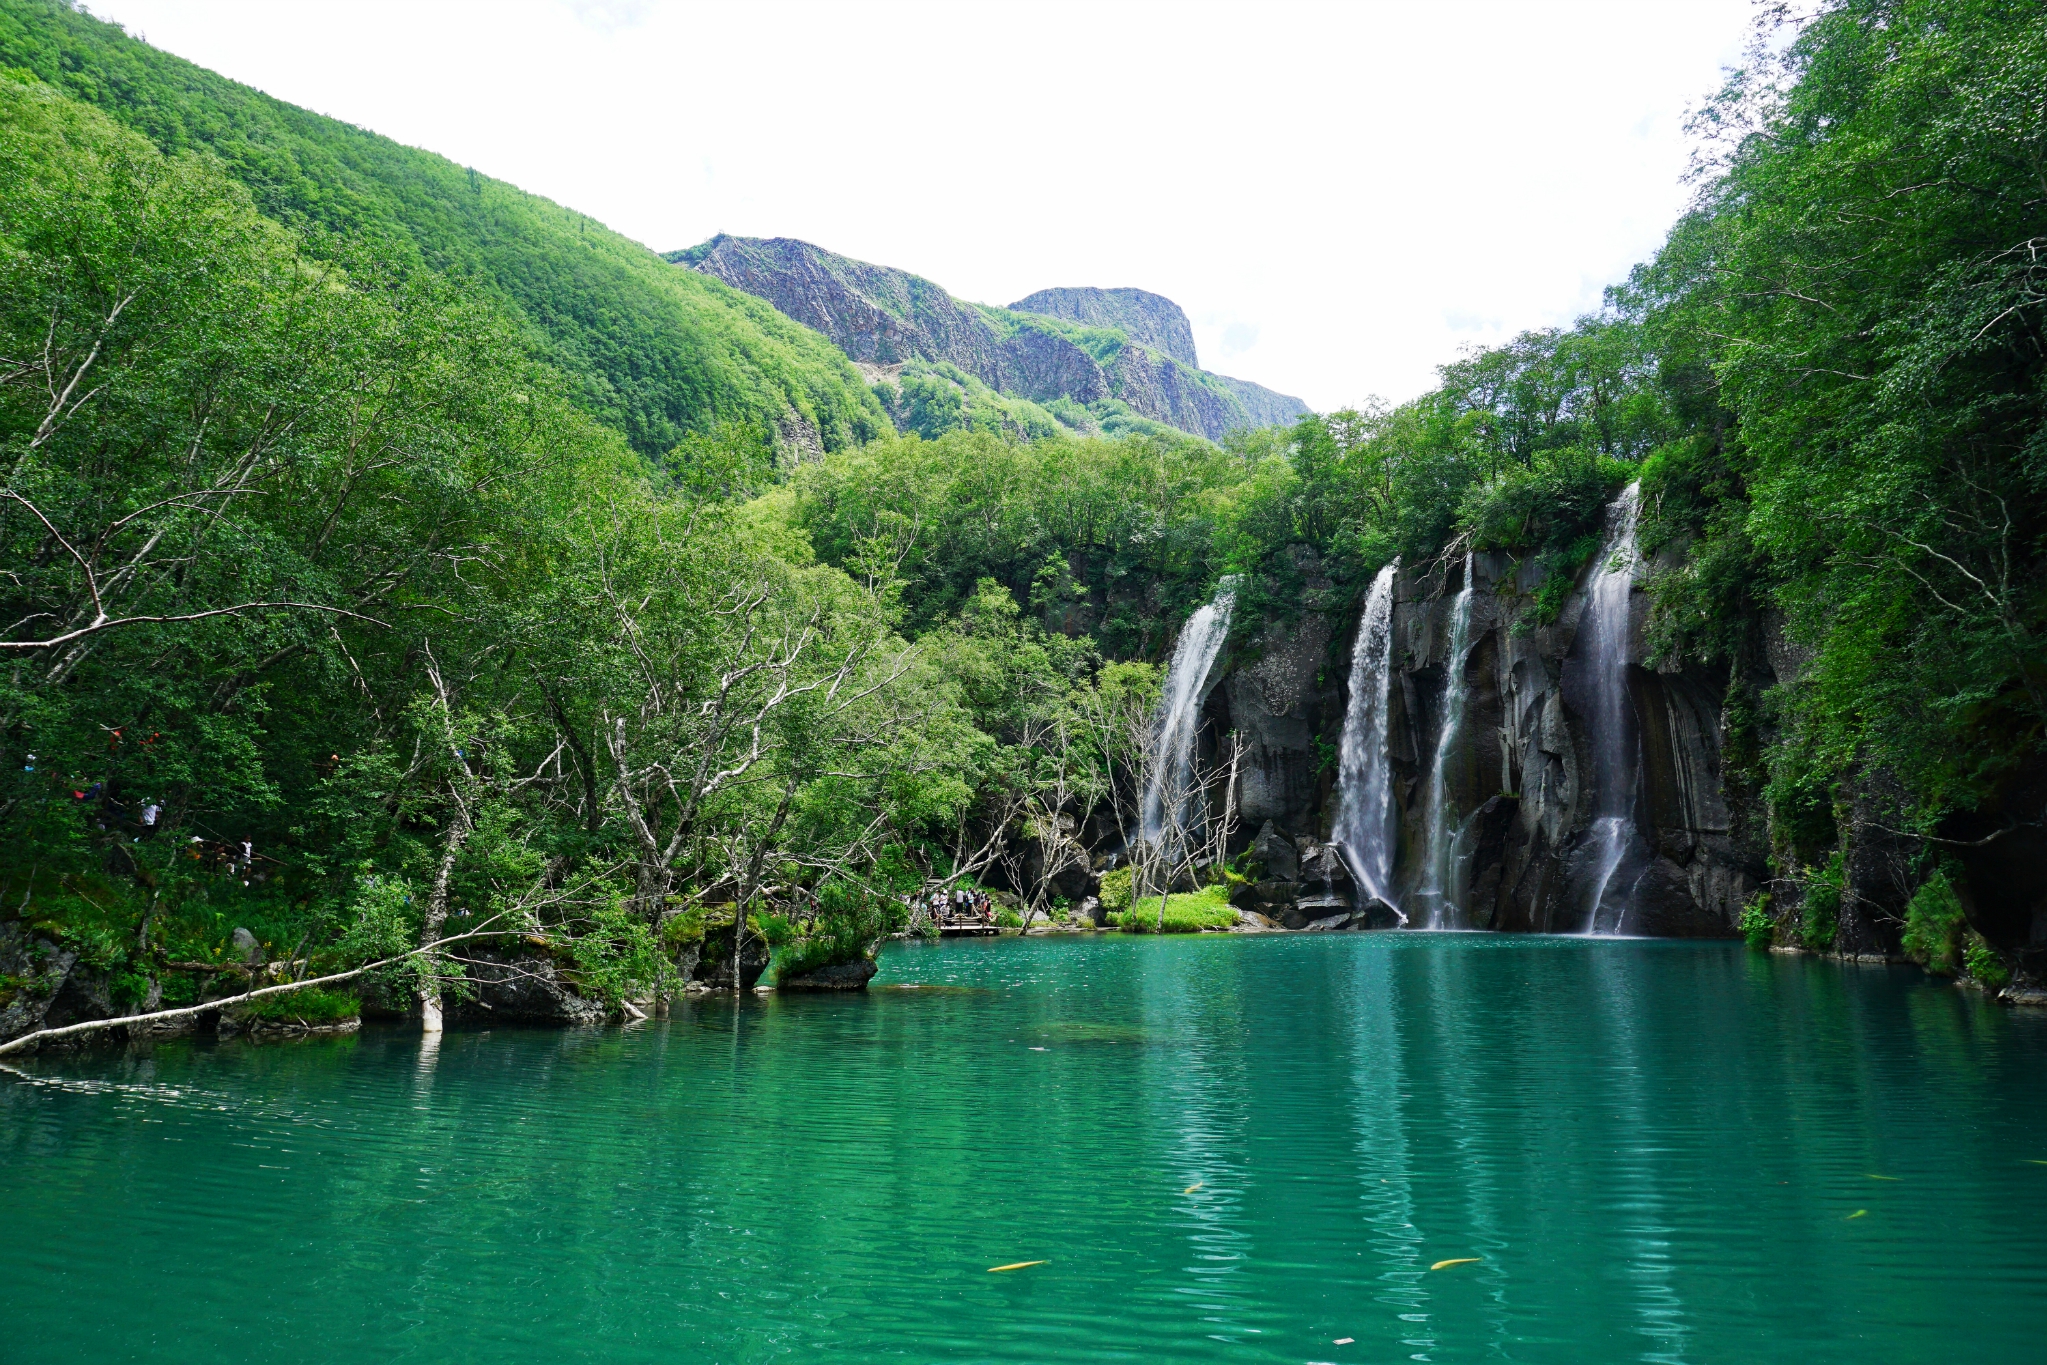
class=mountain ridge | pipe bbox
[671,235,1309,442]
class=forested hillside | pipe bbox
[0,0,889,458]
[3,0,2043,1054]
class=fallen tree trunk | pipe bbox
[0,926,503,1057]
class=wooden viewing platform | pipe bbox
[937,921,1000,937]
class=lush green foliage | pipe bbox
[1739,893,1775,950]
[1633,0,2047,822]
[0,1,890,459]
[1112,883,1236,933]
[787,428,1247,651]
[241,985,360,1023]
[0,78,973,1015]
[1901,870,1967,975]
[873,361,1073,442]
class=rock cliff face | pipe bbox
[1009,286,1201,367]
[1217,375,1312,430]
[670,235,1309,442]
[674,235,1003,374]
[1007,288,1308,432]
[1208,552,1769,937]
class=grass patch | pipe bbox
[1113,884,1238,933]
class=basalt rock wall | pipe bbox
[1209,552,1772,937]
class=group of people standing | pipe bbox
[909,886,995,925]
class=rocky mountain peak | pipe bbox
[1008,287,1200,369]
[670,234,1308,442]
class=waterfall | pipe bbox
[1139,579,1237,857]
[1333,562,1401,920]
[1580,483,1643,935]
[1416,552,1478,929]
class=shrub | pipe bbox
[1797,851,1843,951]
[242,986,360,1023]
[1739,892,1774,949]
[1901,870,1967,976]
[994,907,1023,928]
[1097,865,1134,914]
[1964,933,2010,990]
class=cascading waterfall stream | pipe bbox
[1332,562,1401,920]
[1139,579,1238,867]
[1416,552,1478,929]
[1580,482,1644,935]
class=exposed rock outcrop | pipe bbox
[1009,286,1201,367]
[0,921,82,1044]
[670,235,1308,442]
[1934,754,2047,996]
[445,945,608,1026]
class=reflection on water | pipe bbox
[4,934,2046,1364]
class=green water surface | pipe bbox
[4,934,2045,1363]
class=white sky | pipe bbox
[91,0,1755,412]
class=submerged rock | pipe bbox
[778,957,878,991]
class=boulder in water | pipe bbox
[1356,897,1403,930]
[447,947,608,1025]
[778,957,878,991]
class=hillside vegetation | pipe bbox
[0,0,889,459]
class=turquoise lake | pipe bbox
[4,933,2045,1363]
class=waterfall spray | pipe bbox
[1140,580,1238,856]
[1416,552,1477,929]
[1333,562,1401,920]
[1580,483,1643,935]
